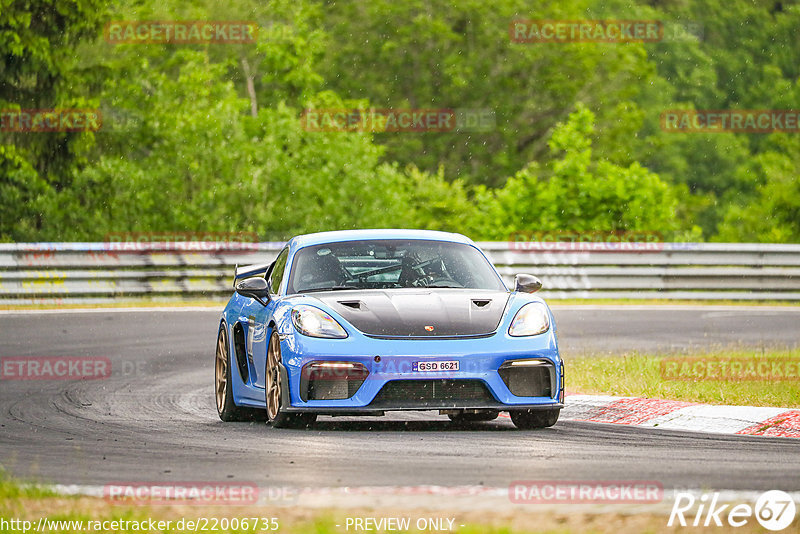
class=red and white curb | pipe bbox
[556,394,800,438]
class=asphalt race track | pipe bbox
[0,306,798,491]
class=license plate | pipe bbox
[412,361,459,372]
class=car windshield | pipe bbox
[287,239,506,294]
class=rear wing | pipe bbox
[232,262,273,287]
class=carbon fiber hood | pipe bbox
[313,289,510,338]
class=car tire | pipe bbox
[447,410,499,423]
[215,324,266,422]
[509,408,560,430]
[265,331,317,429]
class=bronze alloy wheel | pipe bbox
[215,326,228,414]
[265,331,316,428]
[215,324,265,422]
[266,332,282,420]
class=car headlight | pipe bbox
[291,305,348,339]
[508,302,550,337]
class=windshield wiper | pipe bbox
[298,285,360,293]
[426,283,463,288]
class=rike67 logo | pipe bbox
[669,490,796,531]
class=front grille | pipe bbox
[369,379,495,409]
[498,360,554,397]
[307,376,365,400]
[300,362,368,401]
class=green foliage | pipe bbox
[46,47,475,239]
[468,106,679,239]
[716,144,800,242]
[317,0,665,188]
[0,144,49,240]
[0,0,108,239]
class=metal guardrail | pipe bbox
[480,242,800,300]
[1,242,799,303]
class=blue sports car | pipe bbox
[214,229,564,429]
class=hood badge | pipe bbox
[424,325,435,332]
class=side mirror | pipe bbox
[236,277,269,305]
[514,274,542,293]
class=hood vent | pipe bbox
[471,299,491,308]
[316,290,509,338]
[338,300,365,311]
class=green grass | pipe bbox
[568,348,800,407]
[0,475,56,500]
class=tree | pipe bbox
[468,105,679,240]
[0,0,108,240]
[716,139,800,242]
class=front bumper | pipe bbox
[278,327,563,413]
